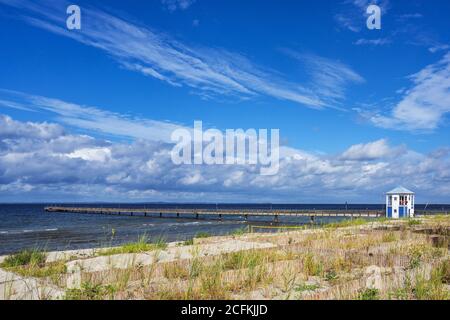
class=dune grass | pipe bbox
[65,282,117,300]
[194,232,212,239]
[2,215,448,300]
[98,235,167,256]
[323,218,370,229]
[0,249,46,268]
[0,249,66,282]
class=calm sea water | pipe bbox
[0,203,448,255]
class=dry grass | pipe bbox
[1,216,449,300]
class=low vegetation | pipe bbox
[0,249,46,268]
[98,236,167,256]
[0,249,66,283]
[1,216,449,300]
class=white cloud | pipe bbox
[397,13,423,20]
[354,38,391,46]
[283,51,364,105]
[363,53,450,131]
[0,89,183,143]
[340,139,397,161]
[162,0,196,12]
[1,114,449,202]
[429,44,450,54]
[0,0,335,109]
[67,147,111,162]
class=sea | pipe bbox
[0,203,448,255]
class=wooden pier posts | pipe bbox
[44,206,385,221]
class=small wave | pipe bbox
[0,228,59,235]
[166,221,220,227]
[142,224,155,227]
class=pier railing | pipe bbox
[44,206,384,219]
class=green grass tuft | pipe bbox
[0,249,46,268]
[358,288,380,300]
[295,283,320,292]
[194,232,211,239]
[65,282,117,300]
[323,218,369,229]
[99,235,167,256]
[407,219,422,226]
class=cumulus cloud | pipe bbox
[1,114,449,203]
[340,139,399,161]
[363,53,450,131]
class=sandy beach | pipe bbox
[0,215,449,300]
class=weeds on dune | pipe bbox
[413,261,450,300]
[195,232,211,239]
[382,232,398,243]
[65,282,117,300]
[302,253,323,277]
[406,244,444,269]
[6,260,66,281]
[99,235,167,256]
[358,288,380,300]
[180,238,194,246]
[323,218,369,229]
[198,261,229,299]
[295,283,320,293]
[222,250,266,271]
[407,219,422,226]
[230,227,249,237]
[0,249,46,268]
[0,249,66,282]
[163,261,190,280]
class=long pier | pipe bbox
[44,206,383,221]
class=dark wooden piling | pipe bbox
[44,206,385,221]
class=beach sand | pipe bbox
[0,216,449,300]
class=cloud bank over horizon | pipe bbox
[1,113,449,203]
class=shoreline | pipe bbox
[0,215,449,300]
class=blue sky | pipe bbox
[0,0,449,203]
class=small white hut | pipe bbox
[386,186,415,219]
